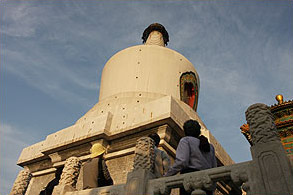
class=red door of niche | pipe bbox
[184,82,195,108]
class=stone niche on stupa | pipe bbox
[12,23,233,195]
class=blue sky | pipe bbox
[1,1,292,194]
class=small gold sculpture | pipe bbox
[276,94,284,104]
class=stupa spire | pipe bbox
[142,23,169,47]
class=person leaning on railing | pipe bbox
[164,119,217,195]
[148,133,171,178]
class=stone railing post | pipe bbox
[52,156,81,195]
[125,137,155,195]
[9,167,32,195]
[246,103,293,194]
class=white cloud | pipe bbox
[1,2,112,107]
[1,3,41,38]
[2,46,97,105]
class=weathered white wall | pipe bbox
[99,45,199,102]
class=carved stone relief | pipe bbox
[245,103,280,144]
[52,156,81,195]
[133,137,155,172]
[9,168,32,195]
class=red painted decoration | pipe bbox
[184,82,195,108]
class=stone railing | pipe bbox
[148,162,250,195]
[12,103,293,195]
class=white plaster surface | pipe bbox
[17,141,46,165]
[99,45,199,102]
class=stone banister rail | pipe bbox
[148,161,251,194]
[65,162,251,195]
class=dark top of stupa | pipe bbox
[142,23,169,46]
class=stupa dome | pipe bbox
[99,23,200,111]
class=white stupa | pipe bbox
[12,23,233,195]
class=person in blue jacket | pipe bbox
[165,119,217,195]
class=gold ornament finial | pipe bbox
[275,94,283,104]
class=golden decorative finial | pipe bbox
[275,94,283,104]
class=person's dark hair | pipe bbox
[183,119,210,153]
[183,120,201,137]
[148,133,160,147]
[198,135,210,152]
